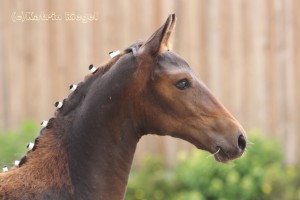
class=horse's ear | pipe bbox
[139,14,176,56]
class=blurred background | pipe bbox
[0,0,300,199]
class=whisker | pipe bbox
[240,149,249,159]
[241,152,247,158]
[206,147,221,159]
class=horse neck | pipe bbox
[64,114,138,199]
[61,72,140,199]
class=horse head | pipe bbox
[129,14,247,162]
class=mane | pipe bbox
[56,41,143,118]
[55,53,124,117]
[2,41,143,171]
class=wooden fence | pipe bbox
[0,0,299,165]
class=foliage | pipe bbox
[1,125,299,199]
[126,155,175,200]
[126,130,300,200]
[0,120,38,167]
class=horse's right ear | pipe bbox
[139,14,176,56]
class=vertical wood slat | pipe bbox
[0,0,7,129]
[7,1,26,128]
[219,0,230,109]
[229,0,244,121]
[266,0,280,141]
[33,1,50,121]
[282,0,296,165]
[206,0,222,99]
[293,0,300,162]
[242,0,253,132]
[22,1,46,121]
[0,0,299,164]
[250,0,268,134]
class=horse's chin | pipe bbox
[214,153,230,163]
[189,139,236,163]
[213,147,239,163]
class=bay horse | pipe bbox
[0,14,246,200]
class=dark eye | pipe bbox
[175,79,190,90]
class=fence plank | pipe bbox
[282,0,297,165]
[293,0,300,162]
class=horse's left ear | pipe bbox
[139,14,176,56]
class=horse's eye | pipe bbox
[175,79,190,90]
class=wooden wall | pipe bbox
[0,0,299,165]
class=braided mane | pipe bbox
[56,41,142,118]
[6,42,142,170]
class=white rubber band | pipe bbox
[55,101,63,109]
[27,142,35,150]
[89,64,97,73]
[69,84,78,92]
[109,50,120,58]
[2,166,8,172]
[14,160,20,167]
[41,120,48,127]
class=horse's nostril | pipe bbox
[237,134,246,151]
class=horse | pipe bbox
[0,14,247,200]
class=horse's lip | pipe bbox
[194,142,232,163]
[213,147,231,163]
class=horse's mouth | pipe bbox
[190,138,244,163]
[213,146,243,163]
[194,144,230,163]
[213,147,231,163]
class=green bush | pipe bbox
[0,120,38,167]
[1,125,299,199]
[126,130,300,200]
